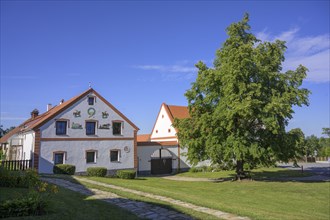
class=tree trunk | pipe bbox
[235,160,244,181]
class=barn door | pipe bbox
[151,158,172,175]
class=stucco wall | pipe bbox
[150,105,176,141]
[137,145,211,173]
[37,91,136,173]
[137,145,179,173]
[22,131,34,160]
[39,140,134,173]
[40,92,135,138]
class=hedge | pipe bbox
[0,167,39,188]
[53,164,75,175]
[116,170,136,179]
[87,167,107,177]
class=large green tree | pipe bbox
[174,14,310,179]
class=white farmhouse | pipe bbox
[137,103,209,175]
[0,88,139,174]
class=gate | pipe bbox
[151,158,172,175]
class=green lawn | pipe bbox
[176,167,312,179]
[0,186,139,220]
[80,174,329,220]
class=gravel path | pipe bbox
[42,177,250,220]
[42,177,192,220]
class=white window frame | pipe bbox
[110,149,121,162]
[86,150,97,163]
[112,121,123,135]
[88,96,96,105]
[53,151,67,165]
[85,120,98,135]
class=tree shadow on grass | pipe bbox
[210,169,330,183]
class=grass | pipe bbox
[77,169,329,220]
[81,181,216,220]
[0,186,139,220]
[40,174,214,219]
[176,167,313,179]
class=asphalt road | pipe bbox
[278,162,330,177]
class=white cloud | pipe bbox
[134,64,196,73]
[133,63,197,81]
[256,28,330,83]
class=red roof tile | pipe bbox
[137,134,151,142]
[166,105,190,120]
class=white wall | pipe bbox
[41,92,135,138]
[137,145,211,173]
[150,105,177,141]
[39,140,134,173]
[22,131,34,160]
[137,145,179,172]
[38,91,136,173]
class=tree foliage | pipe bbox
[0,125,16,138]
[174,14,310,178]
[322,127,330,138]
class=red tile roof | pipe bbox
[137,134,151,142]
[166,104,190,120]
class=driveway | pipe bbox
[277,162,330,181]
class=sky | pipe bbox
[0,0,329,137]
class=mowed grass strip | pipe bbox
[0,186,139,220]
[82,175,329,220]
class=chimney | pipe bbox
[47,104,52,111]
[60,99,64,105]
[31,109,39,119]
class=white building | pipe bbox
[0,88,139,174]
[137,103,209,175]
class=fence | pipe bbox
[0,159,32,171]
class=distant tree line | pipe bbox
[0,125,16,138]
[305,128,330,158]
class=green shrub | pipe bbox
[116,170,136,179]
[0,167,38,188]
[53,164,75,175]
[0,193,47,218]
[189,167,201,173]
[87,167,107,177]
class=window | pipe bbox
[54,152,64,165]
[86,151,96,163]
[110,150,120,162]
[86,121,96,135]
[56,121,67,135]
[88,96,95,105]
[112,122,122,135]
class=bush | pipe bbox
[116,170,136,179]
[53,164,75,175]
[87,167,107,177]
[0,167,39,188]
[189,167,202,173]
[0,193,47,218]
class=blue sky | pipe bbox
[1,1,329,137]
